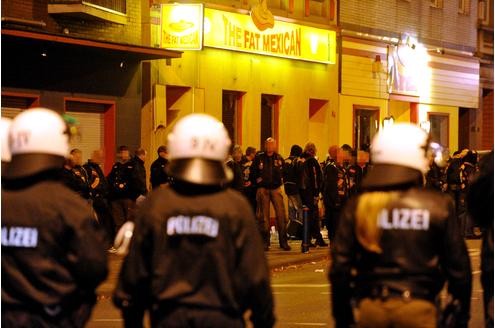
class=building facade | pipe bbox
[144,0,339,160]
[338,0,484,153]
[1,0,181,173]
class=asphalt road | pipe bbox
[86,239,484,327]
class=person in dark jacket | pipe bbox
[150,145,169,189]
[346,149,363,196]
[113,114,275,328]
[108,146,135,233]
[84,149,115,247]
[322,146,349,242]
[61,149,91,200]
[299,142,327,247]
[226,145,244,192]
[467,151,494,328]
[283,145,304,238]
[241,146,257,212]
[2,108,108,328]
[250,138,291,251]
[330,124,471,328]
[128,148,147,203]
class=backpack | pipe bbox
[446,158,463,186]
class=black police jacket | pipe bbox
[107,161,134,200]
[113,184,275,327]
[2,173,108,315]
[250,152,284,189]
[330,187,472,328]
[150,157,169,189]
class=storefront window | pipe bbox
[260,94,281,147]
[429,113,449,147]
[222,91,243,145]
[354,108,379,152]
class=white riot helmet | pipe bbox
[1,117,12,164]
[362,123,432,189]
[5,108,70,179]
[167,114,232,185]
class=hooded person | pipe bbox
[330,123,471,328]
[113,113,275,328]
[1,108,108,327]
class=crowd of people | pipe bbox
[1,109,493,328]
[59,145,169,250]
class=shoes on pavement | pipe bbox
[315,240,328,247]
[280,244,292,251]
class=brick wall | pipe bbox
[340,0,478,50]
[2,0,143,45]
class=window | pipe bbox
[353,107,379,152]
[222,91,244,145]
[260,94,281,147]
[430,0,443,8]
[478,0,493,26]
[304,0,335,19]
[458,0,470,15]
[429,113,449,148]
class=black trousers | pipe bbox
[325,204,340,243]
[150,307,244,328]
[93,197,115,247]
[2,302,94,328]
[300,190,323,242]
[110,198,135,233]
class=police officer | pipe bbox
[2,108,108,327]
[113,114,275,327]
[330,124,471,328]
[250,137,291,251]
[150,145,169,189]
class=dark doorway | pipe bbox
[260,94,281,147]
[353,107,379,152]
[458,108,470,150]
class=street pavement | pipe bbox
[86,239,484,328]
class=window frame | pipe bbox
[458,0,471,15]
[427,112,450,148]
[352,105,380,152]
[430,0,443,9]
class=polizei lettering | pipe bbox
[167,215,219,238]
[377,209,430,231]
[1,226,39,248]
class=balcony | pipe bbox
[48,0,127,25]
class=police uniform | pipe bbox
[113,114,275,328]
[1,108,108,328]
[330,124,472,328]
[250,151,290,250]
[113,184,275,327]
[108,160,136,231]
[331,189,472,327]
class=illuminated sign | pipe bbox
[203,8,336,64]
[160,4,204,50]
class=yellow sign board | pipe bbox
[160,4,203,50]
[203,8,336,64]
